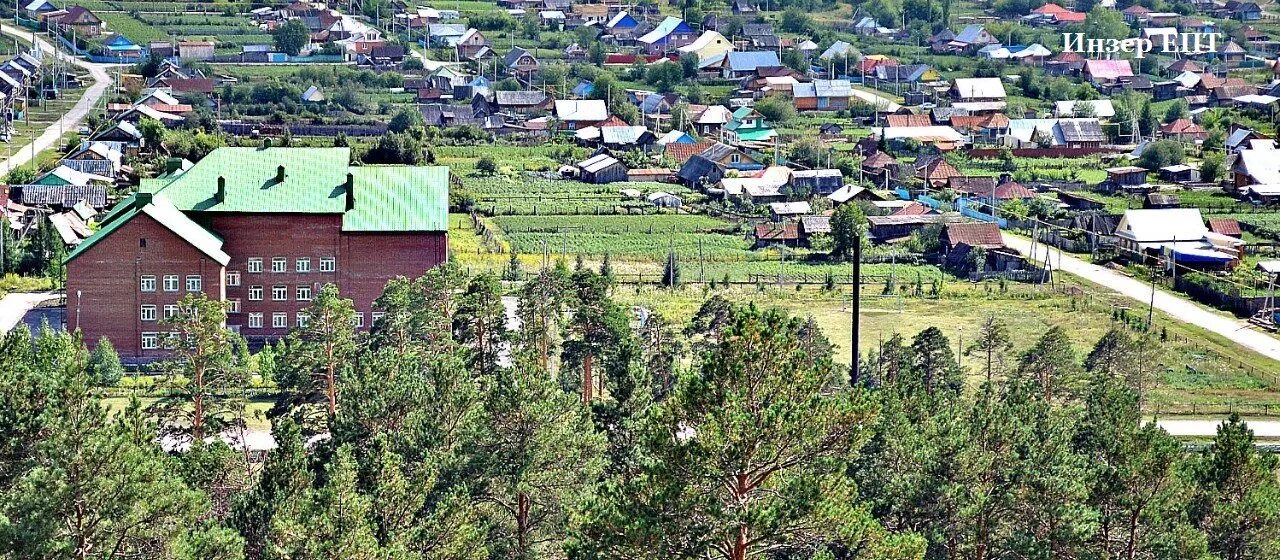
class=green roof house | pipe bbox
[66,146,451,360]
[722,106,778,144]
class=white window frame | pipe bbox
[296,285,312,301]
[248,313,263,328]
[163,304,179,319]
[354,312,364,328]
[272,312,288,328]
[141,332,159,350]
[319,257,336,272]
[296,312,309,328]
[372,311,385,322]
[227,271,241,287]
[272,285,287,301]
[296,258,311,273]
[140,275,156,292]
[271,257,287,273]
[227,299,241,314]
[186,275,202,292]
[248,286,263,301]
[140,304,157,321]
[163,275,179,292]
[247,258,263,273]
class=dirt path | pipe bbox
[0,24,112,175]
[1001,233,1280,364]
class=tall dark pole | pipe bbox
[850,235,861,385]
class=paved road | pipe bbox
[1155,418,1280,438]
[1002,233,1280,364]
[0,24,112,175]
[0,291,57,332]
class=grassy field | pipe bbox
[611,275,1280,411]
[98,12,171,43]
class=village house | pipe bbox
[793,79,853,111]
[48,5,103,36]
[1114,208,1242,269]
[637,17,696,54]
[722,106,777,144]
[1160,118,1208,142]
[940,222,1009,272]
[503,46,539,77]
[553,99,608,130]
[1083,59,1134,88]
[455,28,489,59]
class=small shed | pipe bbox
[647,191,683,208]
[577,153,627,184]
[1144,192,1182,209]
[301,85,326,103]
[769,201,812,221]
[754,223,800,247]
[1158,164,1200,183]
[800,215,831,238]
[1106,166,1149,186]
[790,169,844,195]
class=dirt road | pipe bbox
[0,24,112,175]
[1002,233,1280,364]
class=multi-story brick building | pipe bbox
[65,147,449,360]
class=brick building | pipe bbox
[65,147,450,360]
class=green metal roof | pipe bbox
[342,166,450,232]
[734,128,777,141]
[66,194,230,265]
[147,147,353,214]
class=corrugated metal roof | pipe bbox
[149,147,352,213]
[726,51,780,72]
[341,166,449,232]
[66,194,230,265]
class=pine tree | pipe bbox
[911,326,964,394]
[1188,414,1280,560]
[2,378,210,559]
[455,272,507,376]
[477,366,605,558]
[503,251,522,281]
[661,249,680,288]
[967,315,1012,384]
[599,252,614,281]
[150,293,247,443]
[87,336,124,386]
[574,306,888,560]
[1015,326,1084,403]
[276,284,356,428]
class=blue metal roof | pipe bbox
[727,51,780,72]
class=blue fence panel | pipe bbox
[916,194,942,208]
[956,197,1008,228]
[894,187,911,200]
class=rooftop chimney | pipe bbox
[216,176,226,202]
[345,173,355,211]
[134,192,153,208]
[276,165,286,184]
[262,138,272,149]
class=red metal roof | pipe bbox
[945,222,1004,249]
[1208,218,1242,236]
[755,223,800,241]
